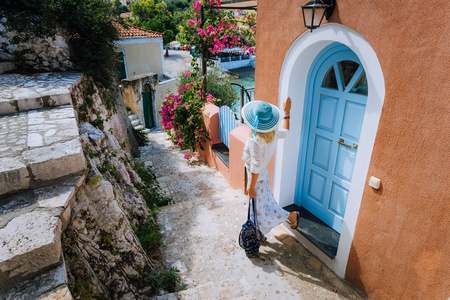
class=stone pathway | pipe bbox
[140,132,366,300]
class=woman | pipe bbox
[241,97,299,240]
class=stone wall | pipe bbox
[66,77,166,298]
[0,19,72,72]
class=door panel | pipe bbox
[317,95,339,133]
[312,135,332,171]
[341,100,365,141]
[298,44,368,233]
[334,145,357,181]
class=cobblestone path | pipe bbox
[140,131,366,300]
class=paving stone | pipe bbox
[0,210,62,280]
[27,133,44,147]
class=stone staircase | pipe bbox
[0,73,86,299]
[128,113,151,134]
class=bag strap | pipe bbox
[247,197,251,220]
[247,197,257,224]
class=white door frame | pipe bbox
[273,23,385,277]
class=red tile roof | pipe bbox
[112,20,164,39]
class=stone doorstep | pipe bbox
[0,93,73,116]
[0,259,72,300]
[131,119,141,126]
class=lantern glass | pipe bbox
[312,7,326,27]
[301,0,331,30]
[302,7,313,28]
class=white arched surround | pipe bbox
[273,23,385,277]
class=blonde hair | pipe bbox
[249,130,276,144]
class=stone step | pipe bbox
[0,106,86,197]
[131,119,141,126]
[128,114,138,121]
[0,72,81,115]
[0,175,84,291]
[142,128,151,134]
[0,259,72,299]
[134,124,144,130]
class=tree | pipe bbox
[165,0,193,13]
[112,0,129,17]
[128,0,176,44]
[0,0,119,88]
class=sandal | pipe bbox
[288,211,300,229]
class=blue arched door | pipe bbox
[297,43,368,233]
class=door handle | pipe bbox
[338,138,358,149]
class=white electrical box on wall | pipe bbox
[369,176,381,189]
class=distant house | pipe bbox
[113,20,165,79]
[113,20,176,129]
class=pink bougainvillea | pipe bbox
[161,81,217,157]
[181,0,256,56]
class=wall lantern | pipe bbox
[301,0,335,31]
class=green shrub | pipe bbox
[132,127,149,146]
[132,162,171,207]
[135,214,162,258]
[144,268,180,293]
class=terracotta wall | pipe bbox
[255,0,450,299]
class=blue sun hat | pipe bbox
[241,101,281,138]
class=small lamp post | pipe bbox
[301,0,335,31]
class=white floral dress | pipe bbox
[242,129,290,235]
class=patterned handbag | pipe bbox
[239,197,263,256]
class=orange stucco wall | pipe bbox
[255,1,450,299]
